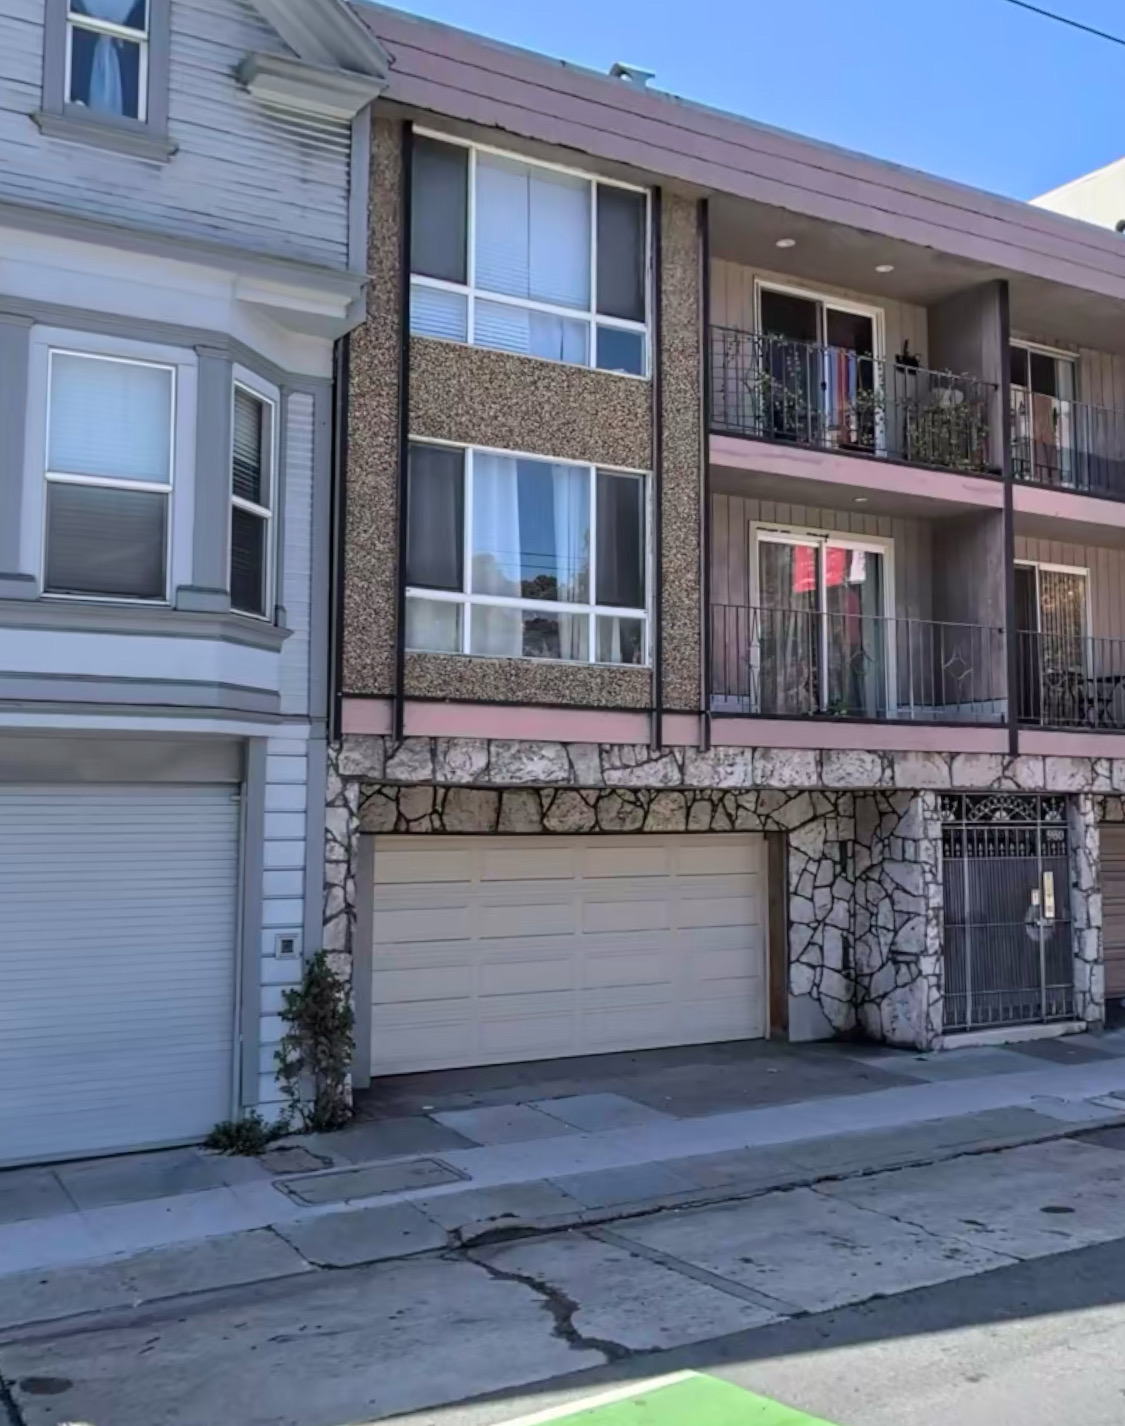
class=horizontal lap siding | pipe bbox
[0,0,350,266]
[711,259,929,366]
[1015,536,1125,641]
[280,392,314,717]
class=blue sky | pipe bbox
[379,0,1124,200]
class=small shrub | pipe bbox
[205,1110,284,1156]
[275,950,355,1133]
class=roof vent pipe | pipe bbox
[609,62,655,88]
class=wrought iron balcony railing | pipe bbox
[1016,630,1125,730]
[710,326,998,475]
[1011,392,1125,499]
[710,605,1007,723]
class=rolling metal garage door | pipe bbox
[369,833,767,1076]
[0,783,240,1166]
[1101,825,1125,1003]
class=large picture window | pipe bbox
[410,134,649,377]
[44,349,174,601]
[405,443,649,665]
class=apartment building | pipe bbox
[0,0,386,1165]
[328,6,1125,1086]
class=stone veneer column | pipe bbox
[1070,793,1104,1027]
[323,743,363,981]
[852,791,944,1049]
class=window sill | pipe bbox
[0,596,290,650]
[32,110,178,163]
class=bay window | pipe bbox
[406,443,648,665]
[44,349,174,601]
[410,134,649,377]
[230,384,275,618]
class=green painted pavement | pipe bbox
[503,1372,840,1425]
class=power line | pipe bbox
[1000,0,1125,47]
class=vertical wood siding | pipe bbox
[0,0,351,266]
[711,258,929,366]
[1015,534,1125,640]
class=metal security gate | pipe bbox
[941,793,1074,1032]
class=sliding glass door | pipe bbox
[1010,345,1076,487]
[1015,563,1088,725]
[755,532,890,716]
[757,288,880,453]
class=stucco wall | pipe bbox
[410,338,651,471]
[343,115,402,698]
[342,120,705,713]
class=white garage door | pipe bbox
[370,833,767,1076]
[0,783,240,1166]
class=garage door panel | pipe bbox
[374,963,474,1004]
[376,905,472,945]
[0,783,238,1166]
[480,844,582,881]
[478,1014,578,1060]
[581,897,671,935]
[677,839,763,876]
[580,844,675,879]
[374,846,473,885]
[371,833,767,1075]
[678,895,762,930]
[478,956,577,996]
[478,899,577,939]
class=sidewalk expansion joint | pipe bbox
[806,1181,1024,1265]
[465,1244,634,1365]
[587,1226,804,1318]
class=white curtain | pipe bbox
[471,453,521,656]
[551,464,588,604]
[552,464,588,659]
[474,300,588,364]
[81,0,140,116]
[474,153,590,309]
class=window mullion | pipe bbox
[588,464,598,662]
[463,446,473,653]
[466,147,477,346]
[589,180,598,370]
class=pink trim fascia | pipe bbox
[711,721,1008,752]
[341,698,696,744]
[341,698,1006,754]
[1013,482,1125,529]
[361,5,1125,304]
[710,435,1004,509]
[1020,729,1125,757]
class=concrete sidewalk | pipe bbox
[4,1035,1125,1302]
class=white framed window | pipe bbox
[405,441,650,666]
[65,0,150,122]
[230,382,276,619]
[409,130,650,378]
[752,525,894,717]
[43,348,176,603]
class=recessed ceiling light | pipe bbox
[775,238,796,249]
[875,263,895,273]
[854,496,869,504]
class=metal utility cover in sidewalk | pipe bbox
[498,1372,838,1424]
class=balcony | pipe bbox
[1011,393,1125,500]
[1016,631,1125,731]
[710,606,1007,724]
[710,327,998,477]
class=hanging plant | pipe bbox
[275,951,355,1132]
